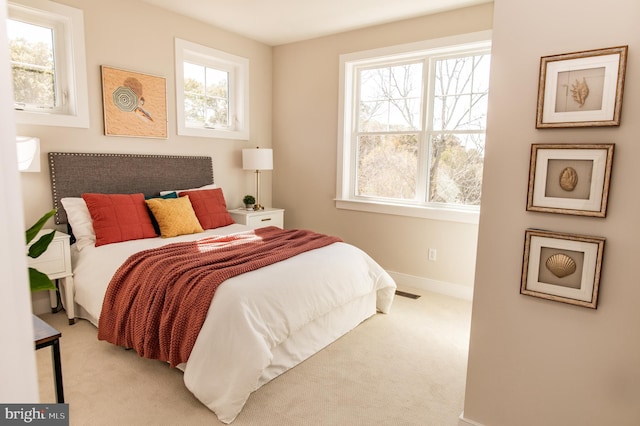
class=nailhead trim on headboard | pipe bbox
[49,152,214,225]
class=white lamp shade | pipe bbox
[242,148,273,170]
[16,136,41,172]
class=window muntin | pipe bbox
[175,38,249,140]
[7,0,89,128]
[339,36,491,220]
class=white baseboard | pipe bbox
[387,270,473,301]
[459,412,486,426]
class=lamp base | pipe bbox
[253,204,265,211]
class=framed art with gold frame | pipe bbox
[526,144,614,217]
[521,229,605,309]
[536,46,627,128]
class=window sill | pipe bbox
[15,109,90,128]
[335,199,480,224]
[177,125,249,141]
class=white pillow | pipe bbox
[60,197,96,250]
[159,183,217,196]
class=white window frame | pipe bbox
[174,38,250,140]
[8,0,89,128]
[336,30,492,224]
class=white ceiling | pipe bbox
[139,0,492,46]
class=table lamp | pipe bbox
[242,147,273,210]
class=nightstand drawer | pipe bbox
[228,208,285,229]
[246,212,283,229]
[27,231,72,279]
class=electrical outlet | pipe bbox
[428,248,437,261]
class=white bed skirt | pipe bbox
[259,290,377,386]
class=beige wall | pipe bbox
[272,3,493,293]
[17,0,273,230]
[16,0,272,313]
[463,0,640,424]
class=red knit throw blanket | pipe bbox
[97,226,342,367]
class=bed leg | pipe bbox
[60,276,77,325]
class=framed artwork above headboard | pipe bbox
[48,152,214,225]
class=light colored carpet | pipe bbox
[35,286,471,425]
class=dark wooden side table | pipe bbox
[33,315,65,403]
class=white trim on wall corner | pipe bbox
[387,271,474,301]
[459,412,486,426]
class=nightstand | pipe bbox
[229,207,285,229]
[28,230,76,324]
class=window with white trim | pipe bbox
[337,33,491,223]
[175,38,249,140]
[7,0,89,128]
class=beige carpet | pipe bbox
[35,286,471,425]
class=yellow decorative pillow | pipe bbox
[145,196,204,238]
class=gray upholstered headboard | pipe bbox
[49,152,214,225]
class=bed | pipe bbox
[48,152,396,423]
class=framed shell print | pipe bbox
[526,144,614,217]
[536,46,627,128]
[521,229,605,309]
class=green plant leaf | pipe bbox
[28,230,56,258]
[26,209,56,244]
[28,267,56,292]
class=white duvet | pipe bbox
[70,224,396,423]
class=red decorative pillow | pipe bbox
[178,188,234,229]
[82,193,157,246]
